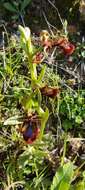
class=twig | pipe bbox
[47,0,64,27]
[42,11,57,36]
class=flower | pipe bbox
[40,85,60,98]
[23,126,40,144]
[20,113,40,144]
[57,38,75,55]
[62,42,75,55]
[40,30,52,50]
[40,30,50,42]
[52,37,75,55]
[33,52,44,64]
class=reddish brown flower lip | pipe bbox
[40,85,60,98]
[40,36,75,55]
[20,113,41,144]
[26,127,40,144]
[57,38,75,55]
[52,38,75,55]
[60,42,75,55]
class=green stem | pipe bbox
[38,108,49,140]
[61,133,67,166]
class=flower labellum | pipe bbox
[40,85,60,98]
[57,38,75,55]
[63,43,75,55]
[52,37,75,55]
[20,113,41,144]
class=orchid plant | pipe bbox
[18,25,49,143]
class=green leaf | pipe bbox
[39,108,49,139]
[75,116,83,124]
[21,0,32,12]
[6,65,13,76]
[34,88,42,105]
[74,171,85,190]
[74,181,85,190]
[4,2,17,12]
[31,63,37,82]
[59,181,70,190]
[62,119,72,131]
[81,51,85,58]
[22,97,34,111]
[12,15,19,20]
[51,162,74,190]
[4,116,22,125]
[0,94,4,101]
[37,65,46,84]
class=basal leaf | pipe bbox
[51,162,74,190]
[4,2,17,12]
[4,116,22,125]
[21,0,32,12]
[74,181,85,190]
